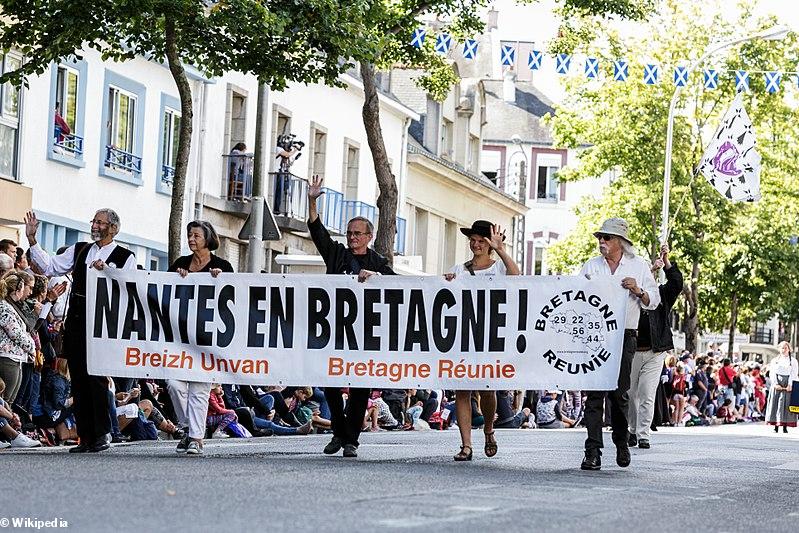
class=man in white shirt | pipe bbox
[579,217,660,471]
[25,209,136,453]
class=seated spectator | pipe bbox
[669,363,688,426]
[288,387,332,431]
[381,388,407,425]
[0,378,41,448]
[716,398,739,424]
[33,358,77,444]
[251,391,313,436]
[207,384,238,438]
[363,394,398,431]
[495,390,532,429]
[682,395,709,426]
[536,390,576,429]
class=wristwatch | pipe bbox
[636,289,646,299]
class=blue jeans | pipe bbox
[107,390,121,436]
[252,416,298,436]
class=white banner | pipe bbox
[85,270,628,390]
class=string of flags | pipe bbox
[411,28,798,93]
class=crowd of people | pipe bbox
[1,201,797,462]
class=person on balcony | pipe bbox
[227,143,248,199]
[53,102,71,146]
[272,139,299,214]
[306,174,395,458]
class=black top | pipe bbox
[636,263,684,351]
[307,217,395,275]
[71,241,135,297]
[168,253,234,273]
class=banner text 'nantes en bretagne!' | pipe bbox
[86,270,628,390]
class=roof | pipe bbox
[481,79,556,144]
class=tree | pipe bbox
[544,0,799,352]
[350,0,655,262]
[0,0,371,263]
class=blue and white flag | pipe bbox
[501,45,516,66]
[528,50,542,70]
[463,39,478,60]
[435,33,452,55]
[765,71,781,93]
[411,28,426,49]
[673,66,688,87]
[556,54,571,75]
[584,57,599,78]
[735,70,750,92]
[703,69,718,89]
[698,93,761,202]
[644,64,659,85]
[613,60,628,81]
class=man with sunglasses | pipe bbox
[24,209,136,453]
[578,217,660,471]
[307,175,395,458]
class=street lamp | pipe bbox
[659,25,790,243]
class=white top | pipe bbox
[769,355,799,381]
[579,254,660,329]
[449,259,507,277]
[29,241,137,277]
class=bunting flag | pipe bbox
[435,33,452,55]
[703,69,718,89]
[699,93,761,202]
[501,45,516,66]
[528,50,543,70]
[556,53,571,75]
[644,64,659,85]
[735,70,750,92]
[613,60,628,81]
[674,66,688,87]
[765,71,781,93]
[462,39,478,60]
[410,28,426,49]
[585,57,599,78]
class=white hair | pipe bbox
[620,239,637,259]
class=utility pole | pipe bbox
[247,82,268,273]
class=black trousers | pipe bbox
[325,387,370,446]
[65,311,111,443]
[584,331,636,452]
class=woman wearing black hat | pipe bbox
[445,220,520,461]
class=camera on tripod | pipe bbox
[276,133,305,159]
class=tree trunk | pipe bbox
[164,15,193,265]
[727,292,738,359]
[360,62,397,264]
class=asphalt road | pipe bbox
[2,424,798,532]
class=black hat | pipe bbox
[460,220,504,240]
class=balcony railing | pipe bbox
[222,153,254,200]
[751,329,774,345]
[161,164,175,187]
[395,216,407,256]
[342,200,377,228]
[53,127,83,156]
[105,146,142,174]
[318,187,345,234]
[271,172,308,219]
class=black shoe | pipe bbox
[323,436,343,455]
[783,426,789,434]
[69,443,90,453]
[175,434,191,453]
[628,434,637,447]
[774,426,780,433]
[581,450,601,470]
[343,444,358,458]
[616,445,631,467]
[88,434,111,453]
[638,439,650,449]
[111,434,129,444]
[651,426,658,432]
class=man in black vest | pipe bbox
[307,175,395,458]
[25,209,136,453]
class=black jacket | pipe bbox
[308,217,395,275]
[637,263,683,353]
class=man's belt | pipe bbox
[624,329,637,336]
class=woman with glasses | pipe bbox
[167,220,233,456]
[444,220,519,461]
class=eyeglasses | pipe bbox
[90,219,110,227]
[596,233,616,241]
[346,231,370,238]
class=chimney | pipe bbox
[503,68,516,103]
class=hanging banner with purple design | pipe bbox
[698,92,761,202]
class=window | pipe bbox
[228,91,247,149]
[308,126,327,180]
[468,135,480,172]
[536,165,559,201]
[342,141,359,200]
[0,53,22,178]
[533,246,545,275]
[160,105,181,188]
[108,86,136,154]
[414,207,429,267]
[55,66,79,131]
[444,219,458,272]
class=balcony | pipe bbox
[105,146,142,174]
[222,153,253,201]
[53,127,83,156]
[342,200,377,228]
[751,329,774,345]
[161,165,175,187]
[317,187,345,234]
[270,171,310,232]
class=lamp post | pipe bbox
[660,25,789,243]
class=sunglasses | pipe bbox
[596,233,616,241]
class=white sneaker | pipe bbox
[186,441,203,455]
[0,440,11,449]
[11,433,42,448]
[211,429,229,439]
